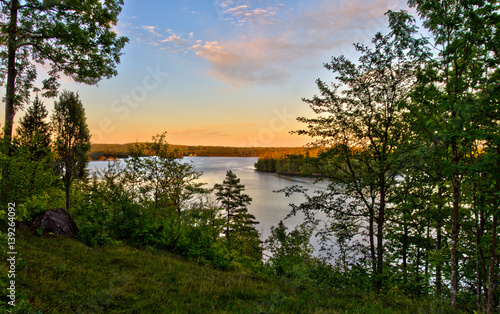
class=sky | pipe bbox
[3,0,413,147]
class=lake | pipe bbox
[87,157,328,252]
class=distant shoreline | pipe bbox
[90,143,311,161]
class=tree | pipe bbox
[52,90,91,210]
[15,95,51,159]
[214,170,261,262]
[125,132,204,214]
[265,220,313,277]
[292,11,427,289]
[0,0,128,143]
[407,0,500,309]
[1,94,55,208]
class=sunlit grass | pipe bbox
[1,230,461,313]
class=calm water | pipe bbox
[87,157,328,249]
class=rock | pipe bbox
[32,208,79,238]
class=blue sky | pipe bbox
[5,0,413,146]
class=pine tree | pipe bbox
[16,95,51,160]
[1,95,57,210]
[214,170,261,261]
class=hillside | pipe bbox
[0,231,455,313]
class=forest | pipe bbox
[1,0,499,313]
[89,143,312,160]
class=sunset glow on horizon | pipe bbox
[2,0,412,147]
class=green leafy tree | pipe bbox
[265,221,313,277]
[407,0,500,309]
[0,142,62,220]
[214,170,261,263]
[125,132,204,214]
[0,0,128,143]
[293,10,427,289]
[52,90,91,210]
[0,95,60,219]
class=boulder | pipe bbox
[32,208,79,238]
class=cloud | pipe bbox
[130,0,409,86]
[161,34,182,43]
[222,2,280,26]
[225,5,249,14]
[142,25,159,36]
[192,0,409,86]
[190,41,238,63]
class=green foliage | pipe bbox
[0,139,61,221]
[16,188,65,222]
[255,154,319,175]
[293,11,428,290]
[1,0,128,140]
[15,95,51,159]
[285,2,500,310]
[0,1,497,310]
[214,170,262,265]
[404,1,500,310]
[265,221,313,276]
[52,90,91,210]
[125,132,204,213]
[89,143,318,160]
[2,230,458,313]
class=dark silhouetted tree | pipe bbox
[16,95,51,160]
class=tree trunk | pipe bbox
[65,177,70,210]
[436,219,442,294]
[425,223,429,279]
[487,151,499,313]
[376,179,386,290]
[435,165,445,296]
[403,214,408,285]
[487,213,497,314]
[65,150,72,210]
[369,204,377,276]
[474,181,487,313]
[450,140,461,310]
[4,0,19,143]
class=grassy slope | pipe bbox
[1,231,458,313]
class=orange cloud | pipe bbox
[192,0,409,86]
[161,34,182,43]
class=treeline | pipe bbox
[254,154,320,176]
[90,143,312,160]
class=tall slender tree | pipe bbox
[407,0,500,309]
[52,91,91,210]
[293,10,428,289]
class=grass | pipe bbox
[1,230,461,313]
